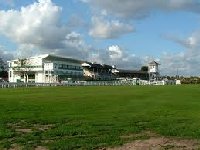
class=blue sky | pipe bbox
[0,0,200,75]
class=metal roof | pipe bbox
[43,54,84,64]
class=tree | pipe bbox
[0,58,4,71]
[0,58,8,79]
[141,66,148,72]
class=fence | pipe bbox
[0,80,140,88]
[0,79,176,88]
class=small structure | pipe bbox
[148,61,160,81]
[176,80,181,85]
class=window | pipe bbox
[59,64,62,68]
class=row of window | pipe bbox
[150,66,157,69]
[12,66,42,69]
[55,64,82,70]
[45,71,83,76]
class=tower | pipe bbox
[148,61,160,81]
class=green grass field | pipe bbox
[0,85,200,149]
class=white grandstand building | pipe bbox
[7,54,83,83]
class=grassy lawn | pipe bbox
[0,85,200,149]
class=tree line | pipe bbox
[0,58,8,80]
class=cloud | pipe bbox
[168,0,200,13]
[81,0,200,19]
[160,51,200,76]
[108,45,123,59]
[0,0,65,48]
[1,0,200,76]
[160,31,200,76]
[91,36,200,75]
[66,14,86,29]
[89,16,134,39]
[89,45,143,69]
[0,0,90,60]
[0,45,14,61]
[107,45,143,69]
[14,31,90,60]
[51,32,90,59]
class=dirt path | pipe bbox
[108,137,200,150]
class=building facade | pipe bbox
[8,54,83,83]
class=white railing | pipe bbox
[0,79,177,88]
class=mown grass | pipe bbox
[0,85,200,149]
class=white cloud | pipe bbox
[0,0,90,60]
[81,0,200,19]
[0,45,14,61]
[89,16,134,39]
[91,45,143,69]
[1,0,200,76]
[168,0,200,12]
[108,45,123,59]
[0,0,65,48]
[90,41,200,75]
[160,31,200,76]
[160,51,200,76]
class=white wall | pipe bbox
[176,80,181,85]
[8,55,83,83]
[44,63,54,70]
[149,65,158,73]
[35,72,44,83]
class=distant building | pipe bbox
[82,62,113,80]
[8,54,84,83]
[7,54,162,83]
[148,61,160,81]
[176,79,181,85]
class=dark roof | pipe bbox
[91,63,103,68]
[102,64,112,69]
[43,55,84,64]
[149,61,160,65]
[117,69,148,74]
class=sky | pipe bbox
[0,0,200,76]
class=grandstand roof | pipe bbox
[82,62,112,69]
[43,54,84,64]
[117,69,148,74]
